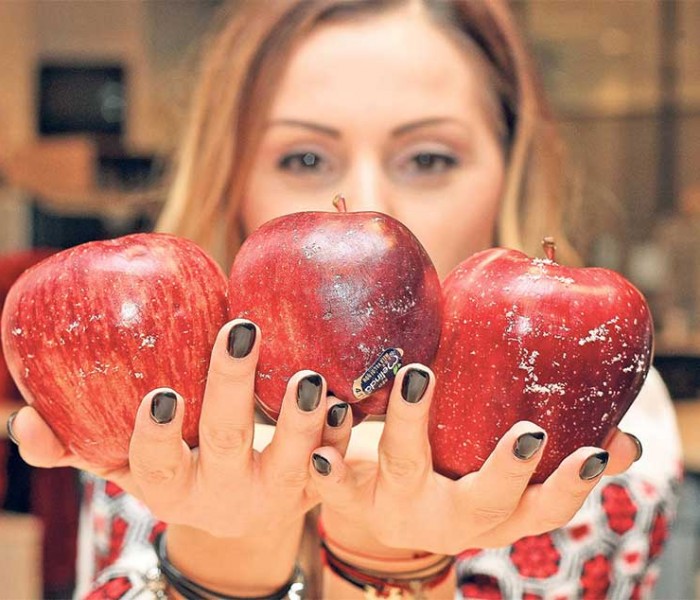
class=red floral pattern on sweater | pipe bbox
[457,475,679,599]
[602,483,637,535]
[510,534,560,578]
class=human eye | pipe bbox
[390,142,463,183]
[277,151,330,175]
[406,151,459,174]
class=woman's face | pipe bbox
[243,6,506,279]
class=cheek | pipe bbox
[402,168,504,280]
[240,162,312,235]
[241,155,342,235]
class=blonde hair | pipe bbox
[157,0,581,267]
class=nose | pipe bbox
[341,156,394,216]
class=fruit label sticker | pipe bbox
[353,347,404,400]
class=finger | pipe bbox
[496,446,609,542]
[376,364,434,495]
[321,396,351,458]
[458,421,546,530]
[262,370,327,490]
[198,319,259,476]
[129,388,192,503]
[9,406,73,468]
[308,446,363,515]
[604,428,642,475]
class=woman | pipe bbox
[8,0,680,598]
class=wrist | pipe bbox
[165,519,304,597]
[318,513,455,599]
[319,504,425,562]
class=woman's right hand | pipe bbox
[311,364,642,556]
[8,319,352,538]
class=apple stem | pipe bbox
[542,237,556,261]
[333,194,347,213]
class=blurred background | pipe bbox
[0,1,698,598]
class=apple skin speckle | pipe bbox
[428,248,653,483]
[0,234,229,468]
[228,210,443,420]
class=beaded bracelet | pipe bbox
[153,532,305,600]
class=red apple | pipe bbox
[429,240,653,483]
[0,248,57,400]
[1,233,228,468]
[228,196,443,421]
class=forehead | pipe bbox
[268,7,491,125]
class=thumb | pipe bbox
[10,406,74,468]
[604,428,643,475]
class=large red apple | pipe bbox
[229,197,443,421]
[429,240,653,483]
[0,248,57,400]
[1,233,228,468]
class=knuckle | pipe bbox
[498,464,534,489]
[273,467,309,489]
[208,362,252,388]
[387,407,419,428]
[567,485,592,506]
[471,505,513,529]
[379,450,423,481]
[131,462,178,485]
[287,415,323,438]
[201,422,252,455]
[500,468,533,488]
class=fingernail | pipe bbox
[327,403,349,428]
[227,321,256,359]
[513,431,546,460]
[297,374,323,412]
[626,432,643,462]
[7,412,19,445]
[312,453,331,476]
[401,367,430,403]
[579,451,609,480]
[150,391,177,424]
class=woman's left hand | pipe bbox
[309,364,642,557]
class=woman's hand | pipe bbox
[8,319,352,537]
[309,364,642,557]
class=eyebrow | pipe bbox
[269,117,465,139]
[390,117,464,136]
[268,119,341,138]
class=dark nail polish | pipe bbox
[150,391,177,424]
[227,321,256,359]
[513,431,546,460]
[297,374,323,412]
[627,433,643,462]
[312,453,331,476]
[6,412,19,446]
[579,451,609,480]
[327,403,349,428]
[401,368,429,403]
